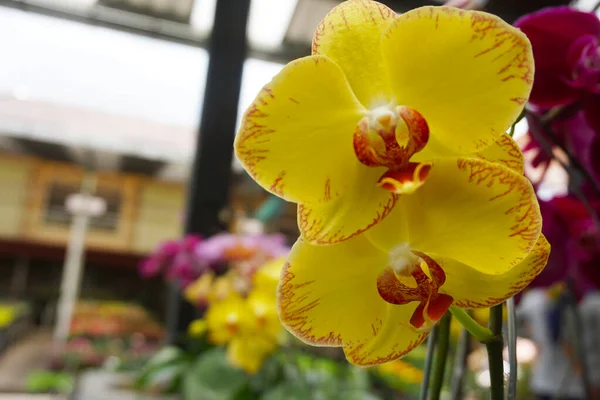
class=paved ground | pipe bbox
[0,332,178,400]
[0,396,65,399]
[75,371,179,400]
[0,330,55,393]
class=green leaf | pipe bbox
[247,355,283,393]
[263,381,313,400]
[26,371,74,394]
[144,363,188,394]
[345,367,370,391]
[145,346,186,367]
[183,348,249,400]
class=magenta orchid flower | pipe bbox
[529,195,600,301]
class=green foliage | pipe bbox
[137,344,426,399]
[183,348,249,400]
[134,346,193,393]
[260,352,382,400]
[177,347,385,400]
[25,370,74,394]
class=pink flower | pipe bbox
[530,195,600,300]
[515,7,600,109]
[139,240,179,278]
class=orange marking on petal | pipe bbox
[289,97,300,104]
[509,97,527,105]
[457,159,540,253]
[269,171,286,197]
[452,9,533,85]
[453,238,548,308]
[323,178,332,202]
[278,263,343,346]
[298,193,399,245]
[345,333,428,366]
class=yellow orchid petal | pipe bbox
[312,0,396,107]
[253,257,286,293]
[299,168,397,244]
[228,336,276,374]
[343,305,428,366]
[474,134,524,173]
[235,55,366,205]
[439,234,550,308]
[184,272,214,306]
[368,158,540,274]
[188,319,208,337]
[209,274,235,303]
[405,158,540,273]
[382,7,533,158]
[278,236,427,366]
[205,295,254,344]
[247,290,281,341]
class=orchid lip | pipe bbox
[377,249,453,330]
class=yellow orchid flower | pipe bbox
[376,359,424,386]
[204,286,283,373]
[188,319,208,337]
[252,257,287,294]
[227,335,278,374]
[278,228,550,365]
[184,272,237,306]
[184,273,215,306]
[205,294,255,345]
[235,0,534,245]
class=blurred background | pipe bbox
[0,0,598,399]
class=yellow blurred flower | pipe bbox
[377,359,424,386]
[184,273,238,307]
[188,319,208,338]
[184,273,215,306]
[234,0,548,366]
[200,259,286,373]
[253,257,286,293]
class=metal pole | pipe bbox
[53,174,96,344]
[166,0,252,344]
[10,256,29,299]
[507,297,518,399]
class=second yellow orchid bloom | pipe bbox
[276,135,547,366]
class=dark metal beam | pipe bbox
[380,0,570,22]
[13,137,74,163]
[0,0,304,64]
[166,0,251,344]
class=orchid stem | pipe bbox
[507,297,518,400]
[487,304,505,400]
[430,313,451,400]
[419,323,439,400]
[450,327,470,400]
[565,278,593,399]
[449,306,494,343]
